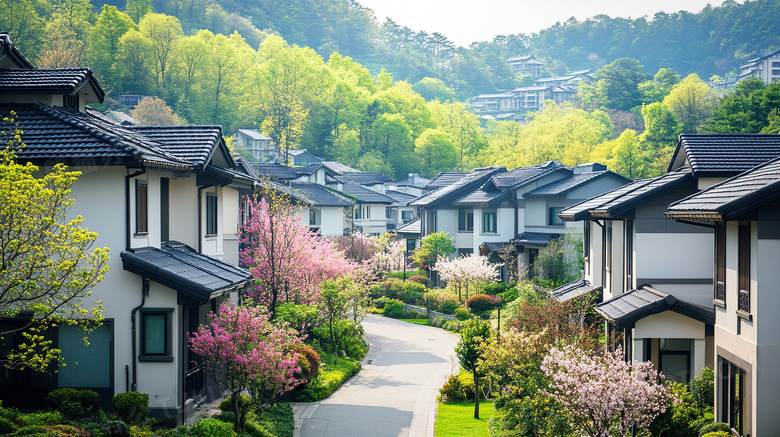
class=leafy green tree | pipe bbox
[115,29,154,94]
[0,0,46,61]
[428,100,487,171]
[639,102,683,177]
[371,113,413,178]
[89,5,135,92]
[412,77,455,102]
[0,121,109,372]
[412,232,455,270]
[638,68,681,104]
[707,79,780,134]
[587,58,651,111]
[455,318,492,419]
[662,73,719,133]
[125,0,154,23]
[414,129,458,178]
[130,96,181,125]
[139,13,183,89]
[38,0,96,68]
[603,129,645,179]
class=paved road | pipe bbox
[293,314,459,437]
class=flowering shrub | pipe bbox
[466,294,503,315]
[541,345,673,437]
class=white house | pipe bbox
[0,34,253,421]
[737,47,780,84]
[231,129,276,162]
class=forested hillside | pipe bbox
[1,0,779,181]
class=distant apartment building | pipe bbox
[232,129,276,161]
[738,48,780,84]
[505,54,544,77]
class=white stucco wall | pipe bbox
[319,207,346,236]
[635,233,713,281]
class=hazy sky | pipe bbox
[358,0,730,46]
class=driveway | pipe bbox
[294,314,459,437]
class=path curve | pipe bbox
[294,314,459,437]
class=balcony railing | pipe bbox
[715,281,726,302]
[184,364,206,401]
[737,288,750,314]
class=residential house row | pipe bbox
[557,133,780,437]
[409,161,629,282]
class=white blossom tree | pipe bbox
[433,254,501,302]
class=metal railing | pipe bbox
[738,289,750,314]
[184,364,206,401]
[715,281,726,302]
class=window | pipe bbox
[659,339,691,384]
[773,69,780,76]
[385,207,392,219]
[625,219,633,291]
[548,207,563,227]
[135,180,148,234]
[63,94,79,109]
[528,248,539,278]
[309,209,318,226]
[364,206,371,219]
[715,222,726,303]
[401,210,414,223]
[406,239,416,252]
[738,222,750,314]
[160,178,169,242]
[773,61,780,68]
[720,358,746,435]
[354,206,362,220]
[206,194,218,236]
[483,210,497,233]
[139,309,173,361]
[458,208,474,231]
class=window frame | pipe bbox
[482,210,497,234]
[458,208,474,232]
[715,222,726,305]
[353,206,362,220]
[206,193,218,236]
[138,309,174,362]
[309,208,318,226]
[135,179,148,235]
[401,210,414,223]
[737,222,750,316]
[548,206,564,227]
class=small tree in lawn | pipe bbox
[541,345,673,437]
[412,232,455,279]
[434,254,501,303]
[455,318,492,419]
[188,303,303,432]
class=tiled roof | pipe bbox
[235,129,269,140]
[339,181,394,204]
[0,68,105,101]
[589,171,692,218]
[411,167,505,207]
[551,277,598,302]
[295,163,324,176]
[560,178,656,221]
[385,190,417,205]
[0,33,34,69]
[321,161,358,173]
[425,172,467,189]
[480,242,516,252]
[669,134,780,177]
[336,172,393,185]
[490,161,566,189]
[666,155,780,221]
[396,218,420,235]
[1,103,191,170]
[127,125,223,168]
[121,241,251,304]
[250,162,297,180]
[512,232,560,247]
[524,171,627,198]
[453,189,510,206]
[595,285,714,330]
[256,180,312,205]
[290,182,354,207]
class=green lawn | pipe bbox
[434,400,494,437]
[399,318,429,325]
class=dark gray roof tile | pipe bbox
[595,285,714,330]
[411,167,506,207]
[669,134,780,177]
[290,182,355,207]
[338,181,394,204]
[590,171,692,218]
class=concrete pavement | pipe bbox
[293,314,459,437]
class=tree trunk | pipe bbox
[473,373,480,419]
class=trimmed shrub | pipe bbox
[466,294,503,315]
[112,392,149,425]
[0,416,16,435]
[454,308,470,321]
[483,282,510,295]
[46,388,100,420]
[217,394,251,412]
[213,411,236,425]
[439,374,466,401]
[383,299,404,318]
[101,420,130,437]
[407,274,430,287]
[700,433,730,437]
[497,286,519,303]
[18,411,62,427]
[293,344,321,382]
[190,418,236,437]
[699,423,731,436]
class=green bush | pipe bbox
[387,270,426,280]
[483,282,510,295]
[217,394,251,412]
[466,294,502,315]
[698,423,731,436]
[112,391,149,425]
[293,344,320,382]
[650,382,698,437]
[690,418,713,435]
[383,299,404,318]
[407,274,430,287]
[700,432,730,437]
[18,411,62,427]
[256,403,294,437]
[439,374,466,401]
[9,425,55,436]
[399,290,423,304]
[454,308,469,321]
[101,420,130,437]
[437,300,458,314]
[0,416,17,435]
[373,297,389,309]
[190,418,236,437]
[497,286,519,303]
[214,411,236,425]
[690,367,715,412]
[46,387,100,420]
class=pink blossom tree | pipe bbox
[541,345,674,437]
[188,303,304,431]
[240,196,357,317]
[433,254,501,302]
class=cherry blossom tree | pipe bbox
[240,196,357,317]
[188,303,303,431]
[433,254,501,302]
[541,345,674,437]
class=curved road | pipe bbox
[294,314,459,437]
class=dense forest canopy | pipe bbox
[1,0,779,180]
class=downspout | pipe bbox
[197,185,215,253]
[130,277,150,392]
[125,170,146,250]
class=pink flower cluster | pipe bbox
[188,303,304,405]
[540,345,673,437]
[239,198,358,307]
